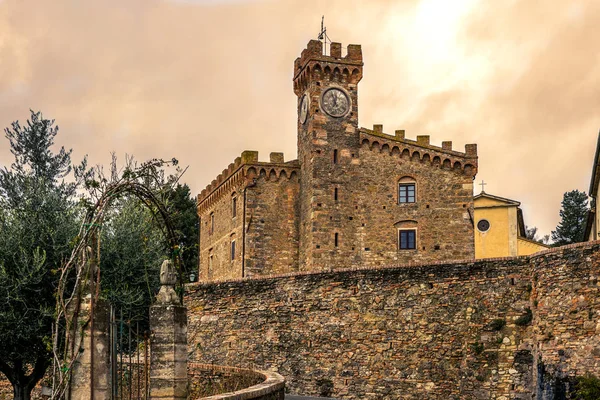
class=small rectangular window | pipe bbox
[334,187,338,201]
[231,239,236,260]
[398,183,416,203]
[208,252,214,278]
[334,232,339,247]
[232,196,237,218]
[333,149,338,164]
[210,212,215,234]
[399,229,416,250]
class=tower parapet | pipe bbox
[293,40,363,96]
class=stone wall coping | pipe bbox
[189,363,285,400]
[186,240,600,288]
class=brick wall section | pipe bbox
[186,242,600,399]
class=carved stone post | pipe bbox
[150,260,188,400]
[68,244,111,400]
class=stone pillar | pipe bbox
[150,260,188,400]
[67,245,111,400]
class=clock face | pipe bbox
[299,94,308,124]
[321,87,350,117]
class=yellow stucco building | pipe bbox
[474,192,549,259]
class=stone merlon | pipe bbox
[197,150,299,206]
[294,39,363,79]
[360,125,478,161]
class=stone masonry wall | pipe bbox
[199,178,245,281]
[244,170,300,277]
[354,135,475,267]
[532,245,600,397]
[186,242,600,399]
[198,151,300,282]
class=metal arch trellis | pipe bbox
[50,158,185,400]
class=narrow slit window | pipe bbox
[210,212,215,234]
[232,195,237,218]
[333,149,338,164]
[399,229,416,250]
[334,232,339,247]
[231,239,236,260]
[334,187,339,201]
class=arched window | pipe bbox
[395,220,418,250]
[398,176,416,204]
[210,212,215,235]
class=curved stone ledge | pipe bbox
[189,363,285,400]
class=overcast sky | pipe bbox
[0,0,599,237]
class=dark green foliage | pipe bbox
[100,198,168,330]
[551,190,589,246]
[165,184,199,279]
[572,374,600,400]
[515,308,533,326]
[525,226,550,245]
[489,319,506,331]
[526,226,538,240]
[0,111,84,399]
[99,184,197,341]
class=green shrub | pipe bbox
[572,374,600,400]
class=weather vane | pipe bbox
[318,16,331,56]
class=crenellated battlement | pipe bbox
[197,151,300,213]
[359,125,478,176]
[293,39,363,96]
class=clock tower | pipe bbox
[293,39,363,271]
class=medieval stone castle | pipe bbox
[197,39,479,281]
[187,39,600,399]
